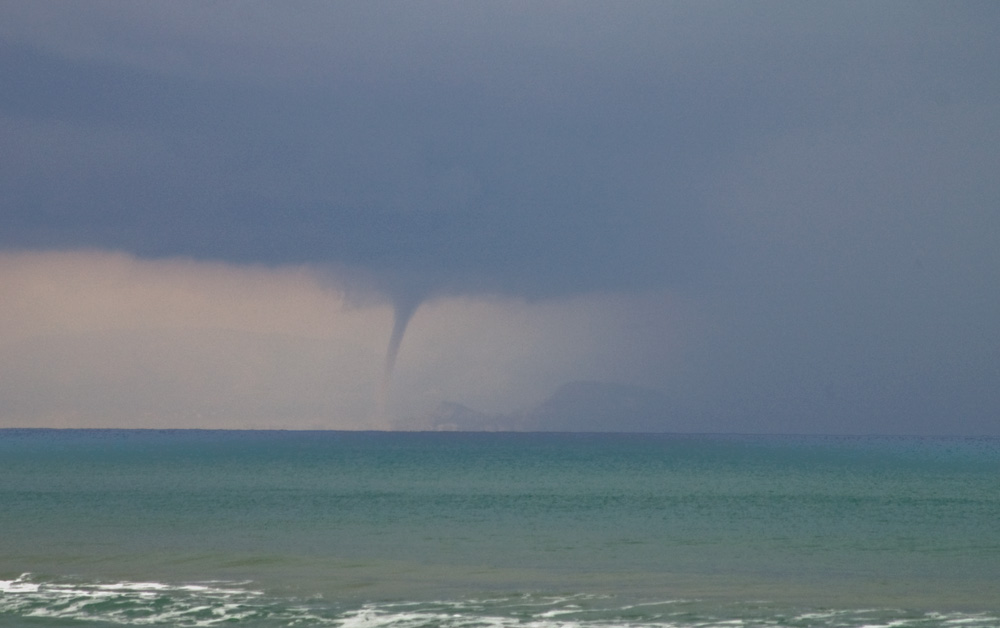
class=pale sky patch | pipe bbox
[0,251,680,429]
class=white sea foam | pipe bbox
[0,573,276,626]
[0,574,39,594]
[3,576,1000,627]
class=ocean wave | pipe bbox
[2,574,998,628]
[0,573,290,626]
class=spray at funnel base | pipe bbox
[377,297,421,424]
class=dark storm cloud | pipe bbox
[0,34,711,298]
[3,1,1000,433]
[3,2,942,296]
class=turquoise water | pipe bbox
[1,430,998,627]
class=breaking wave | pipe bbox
[2,574,999,627]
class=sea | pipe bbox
[1,430,998,627]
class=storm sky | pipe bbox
[2,2,999,433]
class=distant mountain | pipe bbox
[516,381,676,432]
[403,400,505,431]
[407,381,679,432]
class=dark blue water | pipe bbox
[1,430,998,626]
